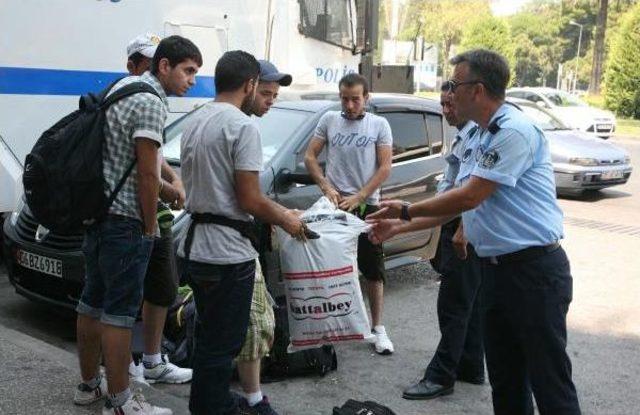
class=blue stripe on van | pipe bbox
[0,66,215,98]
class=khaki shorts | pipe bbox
[236,260,275,362]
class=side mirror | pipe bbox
[275,168,314,193]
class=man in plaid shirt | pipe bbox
[73,36,202,415]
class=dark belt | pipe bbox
[486,242,561,265]
[183,212,258,261]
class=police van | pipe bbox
[0,0,377,213]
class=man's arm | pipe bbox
[304,137,340,206]
[159,159,185,209]
[235,170,305,239]
[135,138,160,236]
[367,215,455,244]
[367,176,498,220]
[339,145,392,211]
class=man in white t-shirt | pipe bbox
[304,73,394,355]
[177,50,306,415]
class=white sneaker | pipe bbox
[73,375,107,405]
[372,326,394,355]
[102,391,172,415]
[129,360,150,386]
[144,354,192,384]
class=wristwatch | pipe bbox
[400,201,412,221]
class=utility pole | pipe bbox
[569,20,583,93]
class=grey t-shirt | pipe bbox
[314,111,393,205]
[177,102,263,265]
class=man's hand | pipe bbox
[365,200,404,220]
[280,209,308,242]
[367,218,402,244]
[172,179,186,210]
[452,222,468,260]
[322,185,341,207]
[339,193,364,212]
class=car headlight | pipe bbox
[9,198,25,227]
[568,157,599,166]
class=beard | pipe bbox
[241,94,256,115]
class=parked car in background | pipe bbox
[3,94,451,309]
[509,98,632,195]
[507,87,617,139]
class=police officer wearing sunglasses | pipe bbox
[368,49,581,415]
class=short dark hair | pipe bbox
[214,50,260,94]
[449,49,510,99]
[151,35,203,75]
[128,52,148,67]
[338,73,369,96]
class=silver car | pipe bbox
[509,99,632,194]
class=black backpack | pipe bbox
[162,288,196,368]
[262,295,338,382]
[333,399,397,415]
[22,80,160,234]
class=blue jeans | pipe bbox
[184,259,255,415]
[76,215,153,328]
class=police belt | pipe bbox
[183,212,259,261]
[486,242,560,265]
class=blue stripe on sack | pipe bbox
[0,66,215,98]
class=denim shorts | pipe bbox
[76,215,154,328]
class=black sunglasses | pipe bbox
[442,79,485,93]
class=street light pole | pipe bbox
[569,20,583,93]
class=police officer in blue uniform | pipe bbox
[399,88,485,400]
[368,49,581,415]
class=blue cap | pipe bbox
[258,60,292,86]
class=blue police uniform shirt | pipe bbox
[437,121,478,194]
[454,103,564,257]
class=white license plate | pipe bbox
[597,124,612,131]
[601,170,624,180]
[15,250,62,278]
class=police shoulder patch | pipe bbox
[462,148,473,162]
[480,150,500,169]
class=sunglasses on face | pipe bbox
[443,79,485,94]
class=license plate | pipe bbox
[601,170,624,180]
[597,124,612,131]
[15,249,63,278]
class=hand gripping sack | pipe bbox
[22,80,160,233]
[275,197,375,352]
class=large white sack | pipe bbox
[276,197,374,352]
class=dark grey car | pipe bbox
[3,94,451,307]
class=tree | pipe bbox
[604,3,640,118]
[459,16,515,68]
[589,0,609,94]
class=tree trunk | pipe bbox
[589,0,609,94]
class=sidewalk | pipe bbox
[0,323,189,415]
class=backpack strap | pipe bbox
[101,81,161,108]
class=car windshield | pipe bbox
[542,90,587,107]
[520,105,570,131]
[163,105,312,166]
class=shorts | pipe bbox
[354,204,387,284]
[236,260,275,362]
[144,232,179,307]
[76,215,153,328]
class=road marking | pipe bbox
[564,216,640,237]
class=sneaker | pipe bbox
[73,376,107,405]
[251,396,280,415]
[372,326,394,355]
[144,354,192,384]
[129,361,149,386]
[102,391,172,415]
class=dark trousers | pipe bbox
[424,219,484,386]
[184,259,256,415]
[481,246,581,415]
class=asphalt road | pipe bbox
[0,135,638,415]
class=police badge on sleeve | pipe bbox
[480,150,500,169]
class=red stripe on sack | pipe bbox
[284,265,353,280]
[291,334,364,346]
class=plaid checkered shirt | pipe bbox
[103,72,168,220]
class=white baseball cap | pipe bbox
[126,33,161,58]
